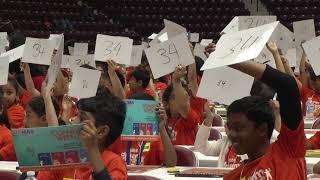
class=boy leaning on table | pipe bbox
[222,61,306,179]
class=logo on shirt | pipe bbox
[243,168,272,180]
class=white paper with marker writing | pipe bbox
[302,36,320,76]
[221,16,239,34]
[293,19,316,69]
[239,16,277,30]
[68,67,101,99]
[0,44,25,63]
[0,56,9,85]
[145,33,194,79]
[130,45,144,67]
[254,47,276,68]
[62,54,95,70]
[189,33,200,43]
[22,37,56,65]
[47,34,64,95]
[201,21,279,70]
[94,34,133,65]
[197,66,254,105]
[269,23,294,52]
[285,48,297,67]
[74,43,88,56]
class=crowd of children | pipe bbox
[0,28,320,180]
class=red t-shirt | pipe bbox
[56,96,78,118]
[7,104,25,129]
[0,124,16,161]
[168,108,200,145]
[19,90,32,110]
[32,76,46,92]
[300,86,320,116]
[108,137,164,166]
[190,97,207,124]
[224,145,241,169]
[37,150,127,180]
[224,122,306,180]
[307,131,320,149]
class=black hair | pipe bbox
[129,92,155,100]
[195,56,204,77]
[77,87,127,147]
[162,84,173,103]
[95,62,126,88]
[28,96,60,118]
[309,67,320,81]
[131,69,150,89]
[227,96,275,139]
[0,97,10,129]
[250,80,276,99]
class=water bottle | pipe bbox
[306,97,315,121]
[25,171,37,180]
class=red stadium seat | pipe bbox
[175,146,197,166]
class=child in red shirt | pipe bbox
[162,66,200,145]
[0,76,25,128]
[0,97,16,161]
[37,88,127,180]
[224,62,306,179]
[300,69,320,118]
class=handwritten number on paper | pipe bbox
[245,18,269,29]
[157,49,170,64]
[217,36,259,59]
[105,41,122,56]
[32,43,45,57]
[217,80,227,88]
[157,43,180,64]
[82,80,88,89]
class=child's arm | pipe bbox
[60,94,73,125]
[172,65,190,118]
[230,61,301,130]
[187,63,199,97]
[23,63,41,97]
[280,55,302,90]
[299,49,309,87]
[148,78,160,101]
[194,102,223,156]
[267,42,285,73]
[42,79,59,126]
[157,104,177,167]
[80,120,105,173]
[107,60,125,99]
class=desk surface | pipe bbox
[129,166,224,180]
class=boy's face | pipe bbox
[226,113,267,155]
[76,110,110,143]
